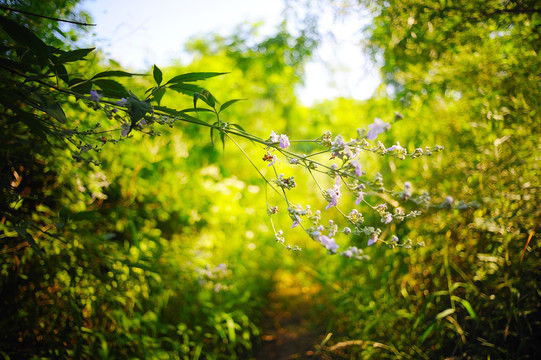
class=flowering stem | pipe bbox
[224,132,285,201]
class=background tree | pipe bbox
[286,0,541,358]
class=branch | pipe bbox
[0,4,96,27]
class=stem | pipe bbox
[224,132,285,201]
[0,4,96,26]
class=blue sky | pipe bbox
[82,0,380,104]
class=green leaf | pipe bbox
[168,83,205,95]
[91,70,138,80]
[0,16,50,63]
[153,65,163,86]
[24,93,66,123]
[68,211,101,221]
[210,127,215,147]
[193,92,200,111]
[181,108,214,113]
[153,105,183,116]
[126,92,151,124]
[0,57,32,74]
[152,87,166,105]
[20,112,51,143]
[451,296,477,320]
[43,99,67,124]
[229,123,246,133]
[435,308,455,321]
[225,317,236,343]
[68,78,92,96]
[55,63,70,85]
[15,226,44,259]
[219,99,245,113]
[166,72,228,85]
[55,48,95,63]
[220,131,226,151]
[198,89,216,109]
[92,79,129,98]
[419,323,436,345]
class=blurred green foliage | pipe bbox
[289,0,541,358]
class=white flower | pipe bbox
[269,130,279,142]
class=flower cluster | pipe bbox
[274,230,301,251]
[324,177,342,210]
[87,84,462,261]
[274,174,296,190]
[261,117,448,259]
[269,131,290,149]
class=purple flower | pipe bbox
[325,179,342,210]
[116,98,128,106]
[121,122,130,137]
[319,235,339,253]
[382,213,393,224]
[90,90,101,102]
[350,160,362,176]
[291,214,301,228]
[367,234,378,246]
[387,141,404,152]
[391,235,399,243]
[355,191,365,205]
[269,131,290,149]
[341,246,359,258]
[267,154,278,167]
[367,118,390,140]
[279,134,290,149]
[331,135,352,159]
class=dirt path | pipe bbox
[253,269,330,360]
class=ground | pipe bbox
[254,268,333,360]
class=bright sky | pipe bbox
[82,0,380,105]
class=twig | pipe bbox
[0,4,96,26]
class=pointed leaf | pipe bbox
[55,63,70,85]
[43,99,67,124]
[219,99,245,113]
[166,72,227,85]
[451,296,477,320]
[193,92,200,111]
[229,123,246,132]
[69,78,92,96]
[210,127,215,147]
[126,92,151,123]
[419,323,436,345]
[55,48,95,63]
[91,70,138,80]
[168,83,205,95]
[153,105,183,116]
[92,79,129,98]
[153,65,163,86]
[180,108,214,113]
[152,87,166,105]
[15,226,44,259]
[24,93,66,123]
[220,131,226,151]
[435,308,455,321]
[199,89,216,109]
[0,16,50,63]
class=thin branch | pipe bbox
[0,5,96,26]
